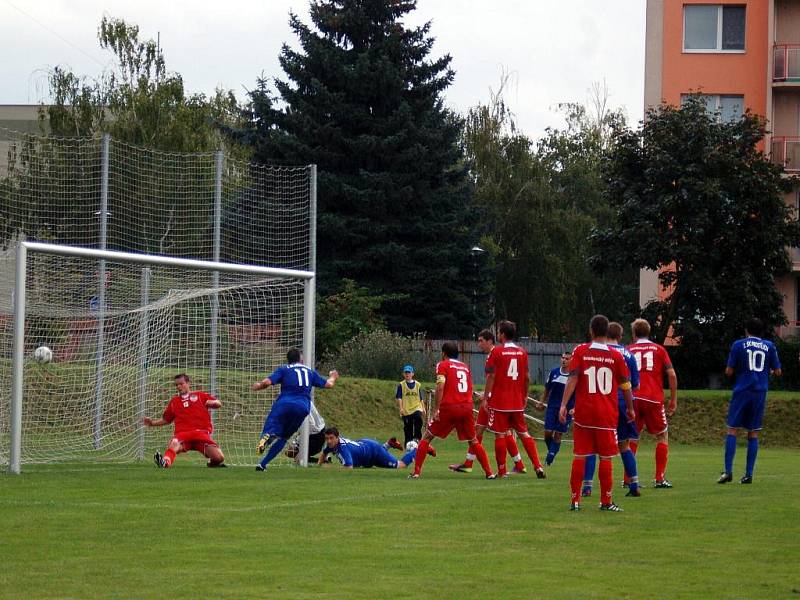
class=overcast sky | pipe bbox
[0,0,646,138]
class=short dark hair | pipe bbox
[174,373,190,383]
[590,314,609,338]
[745,318,764,337]
[442,341,459,359]
[498,320,516,341]
[287,348,301,364]
[477,329,495,343]
[607,322,623,341]
[324,427,339,437]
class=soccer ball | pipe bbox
[406,440,418,452]
[33,346,53,364]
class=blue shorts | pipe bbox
[544,404,572,434]
[727,390,767,431]
[359,440,398,469]
[262,399,309,439]
[617,408,639,442]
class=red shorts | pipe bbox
[486,408,527,435]
[173,430,218,454]
[428,404,476,441]
[475,405,489,428]
[573,424,618,458]
[635,399,668,435]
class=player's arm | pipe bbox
[142,416,168,427]
[770,345,782,377]
[665,366,678,416]
[323,370,339,389]
[433,373,445,415]
[558,375,577,423]
[395,384,404,416]
[483,373,494,410]
[251,377,274,392]
[621,383,635,423]
[205,395,222,409]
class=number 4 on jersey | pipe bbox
[507,358,518,380]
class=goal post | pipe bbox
[8,241,316,474]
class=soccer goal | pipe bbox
[4,241,317,473]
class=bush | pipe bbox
[323,329,437,382]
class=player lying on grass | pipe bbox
[450,329,526,474]
[143,373,226,469]
[581,322,642,498]
[411,342,496,479]
[539,350,574,466]
[719,318,781,485]
[560,315,635,512]
[320,427,419,469]
[252,348,339,471]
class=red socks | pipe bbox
[570,457,586,503]
[163,448,176,467]
[470,443,493,476]
[655,442,668,481]
[630,440,639,455]
[494,436,508,475]
[599,458,613,505]
[414,439,431,475]
[464,432,483,468]
[505,436,525,469]
[520,436,542,470]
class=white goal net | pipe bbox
[2,245,312,469]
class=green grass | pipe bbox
[1,440,799,599]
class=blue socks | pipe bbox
[401,449,416,465]
[724,434,737,474]
[259,438,287,468]
[545,441,561,466]
[745,437,758,477]
[620,449,639,491]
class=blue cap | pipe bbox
[403,365,414,373]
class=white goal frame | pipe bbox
[9,241,317,474]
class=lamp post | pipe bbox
[470,245,486,327]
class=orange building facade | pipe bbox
[643,0,800,337]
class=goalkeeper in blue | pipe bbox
[251,348,339,471]
[320,428,417,469]
[718,318,781,485]
[582,321,642,498]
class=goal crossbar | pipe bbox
[9,241,316,474]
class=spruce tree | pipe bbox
[238,0,477,336]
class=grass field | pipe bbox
[2,438,799,599]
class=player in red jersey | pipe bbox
[449,329,526,474]
[626,318,678,488]
[143,373,225,468]
[483,320,544,478]
[560,315,634,511]
[412,342,495,478]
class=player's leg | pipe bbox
[402,415,414,447]
[157,437,184,468]
[618,439,640,496]
[504,431,526,473]
[742,392,765,483]
[597,429,622,511]
[653,401,671,486]
[258,403,305,470]
[451,408,488,472]
[570,425,590,509]
[413,431,437,476]
[511,412,544,476]
[204,443,226,467]
[412,411,423,442]
[582,455,596,496]
[257,404,286,454]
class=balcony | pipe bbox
[771,137,800,172]
[773,44,800,84]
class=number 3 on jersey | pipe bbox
[456,370,469,392]
[507,358,519,380]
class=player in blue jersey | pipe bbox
[320,428,417,469]
[251,348,339,471]
[540,351,574,466]
[581,322,642,497]
[718,318,781,484]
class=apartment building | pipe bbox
[643,0,800,336]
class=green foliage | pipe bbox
[462,80,634,339]
[593,95,800,381]
[324,329,436,381]
[315,278,399,357]
[230,0,478,336]
[44,16,246,154]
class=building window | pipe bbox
[680,94,744,122]
[684,5,746,52]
